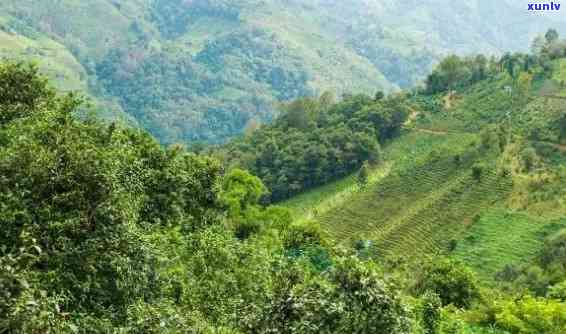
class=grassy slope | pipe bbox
[281,161,392,223]
[0,29,86,92]
[0,28,134,124]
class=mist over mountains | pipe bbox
[1,0,564,143]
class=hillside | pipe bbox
[2,0,566,143]
[280,53,566,285]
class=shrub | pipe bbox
[495,296,566,334]
[261,257,412,333]
[357,161,370,188]
[520,147,537,173]
[548,281,566,301]
[414,258,481,309]
[472,163,487,181]
[420,292,442,334]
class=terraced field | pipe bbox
[288,72,566,262]
[453,209,566,280]
[317,130,515,258]
[283,130,475,214]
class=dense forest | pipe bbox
[220,92,408,201]
[0,61,423,332]
[2,25,566,331]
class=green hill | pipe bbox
[2,0,566,143]
[280,54,566,282]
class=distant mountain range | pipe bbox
[1,0,565,143]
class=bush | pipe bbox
[520,147,537,173]
[548,281,566,301]
[357,161,370,188]
[420,292,442,334]
[283,221,326,251]
[472,163,487,181]
[414,258,481,309]
[261,257,411,333]
[495,296,566,334]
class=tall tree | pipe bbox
[545,28,560,45]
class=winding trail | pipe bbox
[534,140,566,152]
[412,128,450,136]
[410,127,566,152]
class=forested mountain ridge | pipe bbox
[1,0,566,143]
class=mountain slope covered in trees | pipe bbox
[2,28,566,332]
[1,0,566,143]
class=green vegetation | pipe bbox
[2,14,566,331]
[0,61,418,333]
[221,93,407,202]
[218,30,566,332]
[452,210,566,280]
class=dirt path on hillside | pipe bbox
[541,94,566,100]
[412,128,450,135]
[535,140,566,152]
[411,127,566,152]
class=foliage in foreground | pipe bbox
[0,61,413,333]
[2,60,565,333]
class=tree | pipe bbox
[282,98,317,130]
[520,147,537,172]
[185,225,276,329]
[425,55,470,93]
[440,55,466,91]
[261,257,411,333]
[222,93,406,202]
[219,168,267,217]
[472,163,486,182]
[414,258,480,308]
[420,292,442,334]
[0,61,226,330]
[531,35,547,55]
[496,296,566,334]
[548,281,566,301]
[500,53,521,80]
[480,125,499,151]
[0,62,56,125]
[545,28,559,45]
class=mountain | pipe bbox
[1,0,566,143]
